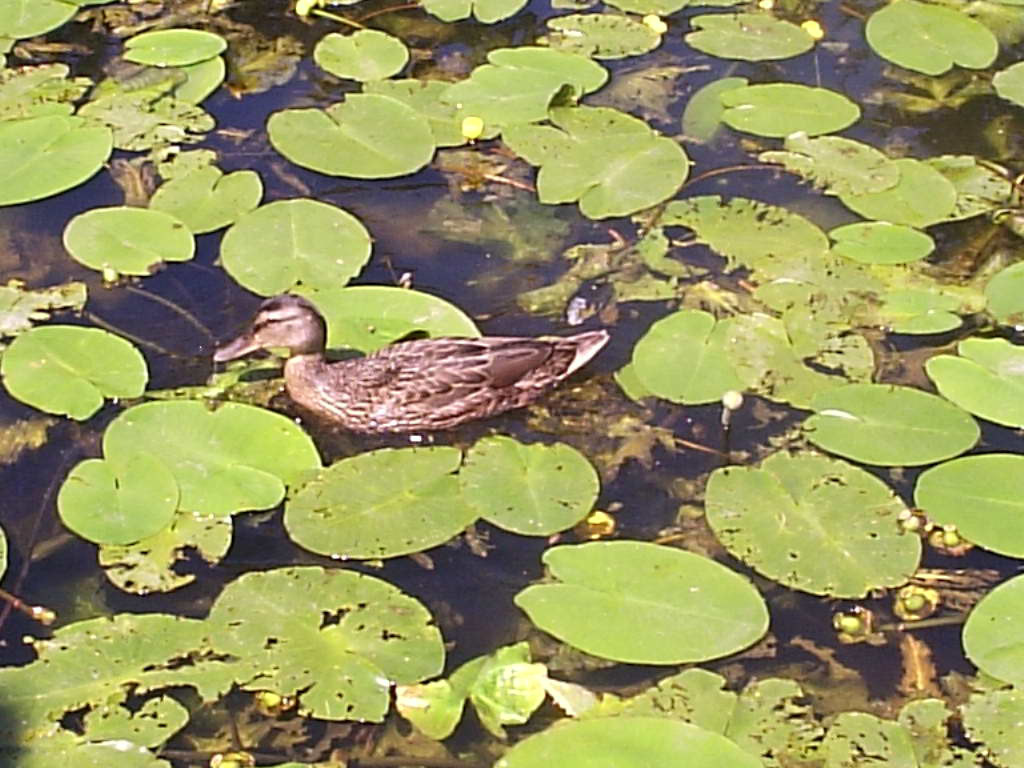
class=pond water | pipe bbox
[2,0,1024,765]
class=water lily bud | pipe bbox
[461,116,485,141]
[643,15,668,34]
[295,0,318,16]
[801,20,824,39]
[722,390,743,411]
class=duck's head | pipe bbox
[213,294,327,362]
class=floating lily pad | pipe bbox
[78,92,214,152]
[422,0,528,23]
[984,263,1024,326]
[720,84,859,137]
[822,712,918,768]
[314,30,409,81]
[63,206,194,276]
[686,13,814,61]
[759,134,900,196]
[928,155,1013,220]
[58,454,178,545]
[100,401,321,517]
[460,436,599,535]
[705,451,919,597]
[220,199,371,295]
[963,573,1024,685]
[496,717,763,768]
[0,281,86,345]
[682,76,747,142]
[994,62,1024,108]
[873,287,964,334]
[829,222,934,264]
[630,309,743,405]
[545,14,662,59]
[123,29,227,67]
[603,0,689,15]
[503,105,689,219]
[0,63,91,121]
[301,285,480,353]
[173,56,226,104]
[268,94,435,178]
[364,79,490,146]
[286,447,478,559]
[865,0,998,75]
[515,541,769,664]
[0,1,77,39]
[963,690,1024,768]
[83,696,190,749]
[804,383,978,466]
[205,566,444,721]
[915,454,1024,557]
[0,115,112,206]
[839,158,957,227]
[1,325,148,420]
[927,338,1024,428]
[441,47,607,126]
[149,166,262,234]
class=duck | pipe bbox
[213,294,610,434]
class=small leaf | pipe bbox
[720,83,859,137]
[839,158,957,227]
[926,338,1024,427]
[545,13,662,59]
[682,76,747,142]
[149,166,262,234]
[686,13,814,61]
[63,206,195,276]
[123,29,227,67]
[314,30,409,81]
[984,263,1024,326]
[994,61,1024,108]
[829,222,934,264]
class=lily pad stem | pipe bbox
[310,7,366,28]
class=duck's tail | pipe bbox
[559,330,611,378]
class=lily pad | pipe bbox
[682,76,747,142]
[872,287,965,334]
[1,325,148,420]
[286,447,478,559]
[984,263,1024,326]
[503,105,689,219]
[720,84,859,137]
[301,285,480,353]
[100,400,321,516]
[545,14,662,59]
[58,454,178,545]
[962,573,1024,685]
[268,94,435,178]
[962,689,1024,768]
[926,338,1024,427]
[915,454,1024,557]
[0,281,86,344]
[219,199,371,295]
[705,451,920,597]
[0,63,91,121]
[314,30,409,82]
[441,47,608,126]
[173,56,226,104]
[865,0,998,75]
[630,309,743,404]
[123,29,227,67]
[829,222,934,264]
[421,0,528,23]
[804,383,979,465]
[759,134,900,196]
[496,717,763,768]
[838,158,958,227]
[515,540,769,664]
[460,436,599,535]
[0,115,112,206]
[64,206,194,276]
[149,166,262,234]
[686,14,814,61]
[994,62,1024,108]
[205,566,445,721]
[364,79,489,146]
[0,1,77,39]
[927,155,1013,221]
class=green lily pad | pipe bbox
[630,309,743,405]
[100,400,321,516]
[460,436,599,535]
[865,0,998,76]
[829,222,934,264]
[58,454,178,545]
[421,0,528,23]
[759,134,900,196]
[962,689,1024,768]
[63,206,194,276]
[364,79,489,146]
[515,541,769,664]
[82,696,189,749]
[873,287,964,334]
[268,94,435,178]
[0,63,91,121]
[77,92,214,152]
[149,166,262,234]
[926,338,1024,427]
[805,383,979,465]
[286,446,478,559]
[301,285,480,353]
[0,1,77,39]
[219,199,371,295]
[927,155,1013,221]
[822,712,918,768]
[963,573,1024,685]
[496,717,763,768]
[720,83,860,137]
[1,325,148,420]
[705,451,920,598]
[314,30,409,82]
[984,264,1024,326]
[503,105,689,219]
[682,76,747,142]
[915,454,1024,557]
[123,29,227,67]
[173,56,226,104]
[205,566,444,721]
[994,61,1024,108]
[441,47,607,126]
[838,158,957,227]
[0,115,112,206]
[0,281,87,346]
[545,14,662,59]
[686,13,814,61]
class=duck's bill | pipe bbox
[213,332,261,362]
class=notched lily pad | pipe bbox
[149,166,263,234]
[422,0,528,23]
[64,206,195,276]
[686,13,814,61]
[314,30,409,82]
[1,325,148,420]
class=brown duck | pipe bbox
[213,294,610,434]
